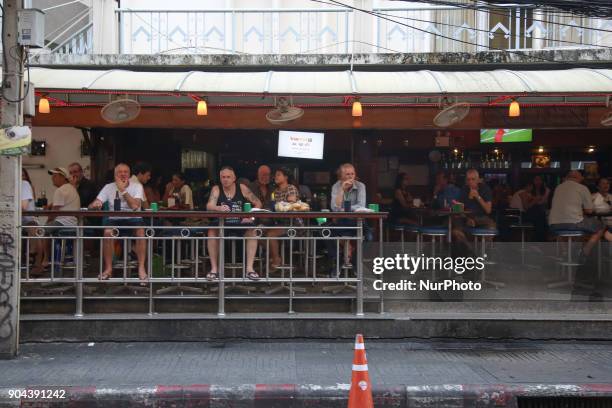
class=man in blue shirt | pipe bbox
[432,171,461,209]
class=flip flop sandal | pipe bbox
[246,271,260,281]
[99,271,113,280]
[206,272,218,281]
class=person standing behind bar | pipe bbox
[206,166,262,281]
[68,162,97,208]
[250,165,273,209]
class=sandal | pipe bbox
[206,272,218,281]
[99,270,113,280]
[246,271,260,281]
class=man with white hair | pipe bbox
[89,163,147,282]
[451,169,496,251]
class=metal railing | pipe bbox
[51,22,94,55]
[112,6,611,55]
[20,211,386,317]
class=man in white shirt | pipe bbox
[89,163,147,282]
[549,170,607,257]
[129,162,152,209]
[32,167,81,274]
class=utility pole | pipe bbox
[0,0,24,359]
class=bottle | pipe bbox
[114,191,121,211]
[38,190,47,207]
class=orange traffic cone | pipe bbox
[348,334,374,408]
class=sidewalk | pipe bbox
[2,339,612,407]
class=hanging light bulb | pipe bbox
[509,98,520,117]
[351,98,362,117]
[196,99,208,116]
[39,96,50,114]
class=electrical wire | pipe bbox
[314,0,611,49]
[314,0,608,68]
[385,0,612,33]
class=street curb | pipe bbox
[1,383,612,407]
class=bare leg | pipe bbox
[207,229,219,274]
[605,230,612,242]
[100,229,114,279]
[583,229,605,256]
[245,229,258,272]
[267,228,284,266]
[134,228,147,279]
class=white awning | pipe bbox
[27,67,612,95]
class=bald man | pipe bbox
[249,165,273,209]
[549,170,607,257]
[89,163,147,282]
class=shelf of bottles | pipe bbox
[440,148,513,171]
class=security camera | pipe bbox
[5,126,32,140]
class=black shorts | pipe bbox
[209,220,256,237]
[103,218,145,236]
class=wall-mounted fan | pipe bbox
[266,96,304,125]
[101,96,141,124]
[433,97,470,128]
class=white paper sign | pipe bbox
[278,130,324,160]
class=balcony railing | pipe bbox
[51,22,93,55]
[104,6,612,55]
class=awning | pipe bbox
[28,67,612,96]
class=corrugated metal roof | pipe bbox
[26,67,612,95]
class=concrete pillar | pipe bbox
[0,0,24,359]
[92,0,118,53]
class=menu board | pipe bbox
[278,130,324,160]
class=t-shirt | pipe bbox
[459,183,492,217]
[549,180,593,225]
[592,192,612,226]
[274,184,299,202]
[96,181,144,219]
[52,183,81,226]
[21,180,36,224]
[129,175,147,204]
[510,189,526,211]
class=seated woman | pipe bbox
[268,167,299,269]
[163,173,194,210]
[592,177,612,228]
[390,173,417,225]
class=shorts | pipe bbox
[453,215,496,231]
[209,219,256,237]
[44,220,76,236]
[103,218,145,236]
[550,218,603,234]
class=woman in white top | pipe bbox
[592,177,612,227]
[163,173,194,210]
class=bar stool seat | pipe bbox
[467,227,503,289]
[548,229,592,290]
[419,226,448,235]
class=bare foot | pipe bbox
[138,267,148,281]
[99,269,113,280]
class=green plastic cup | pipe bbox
[150,202,158,211]
[452,203,462,213]
[368,203,380,212]
[243,202,252,212]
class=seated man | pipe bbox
[32,167,81,274]
[451,169,496,253]
[206,166,262,281]
[88,163,147,282]
[432,171,461,209]
[327,163,366,276]
[549,170,609,258]
[130,162,153,209]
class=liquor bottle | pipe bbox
[114,191,121,211]
[38,190,47,207]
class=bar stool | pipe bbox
[392,224,405,252]
[156,228,203,295]
[405,224,421,256]
[38,228,78,295]
[419,226,447,280]
[466,227,504,289]
[547,229,593,290]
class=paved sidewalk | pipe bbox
[2,340,612,407]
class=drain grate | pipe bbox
[518,397,612,408]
